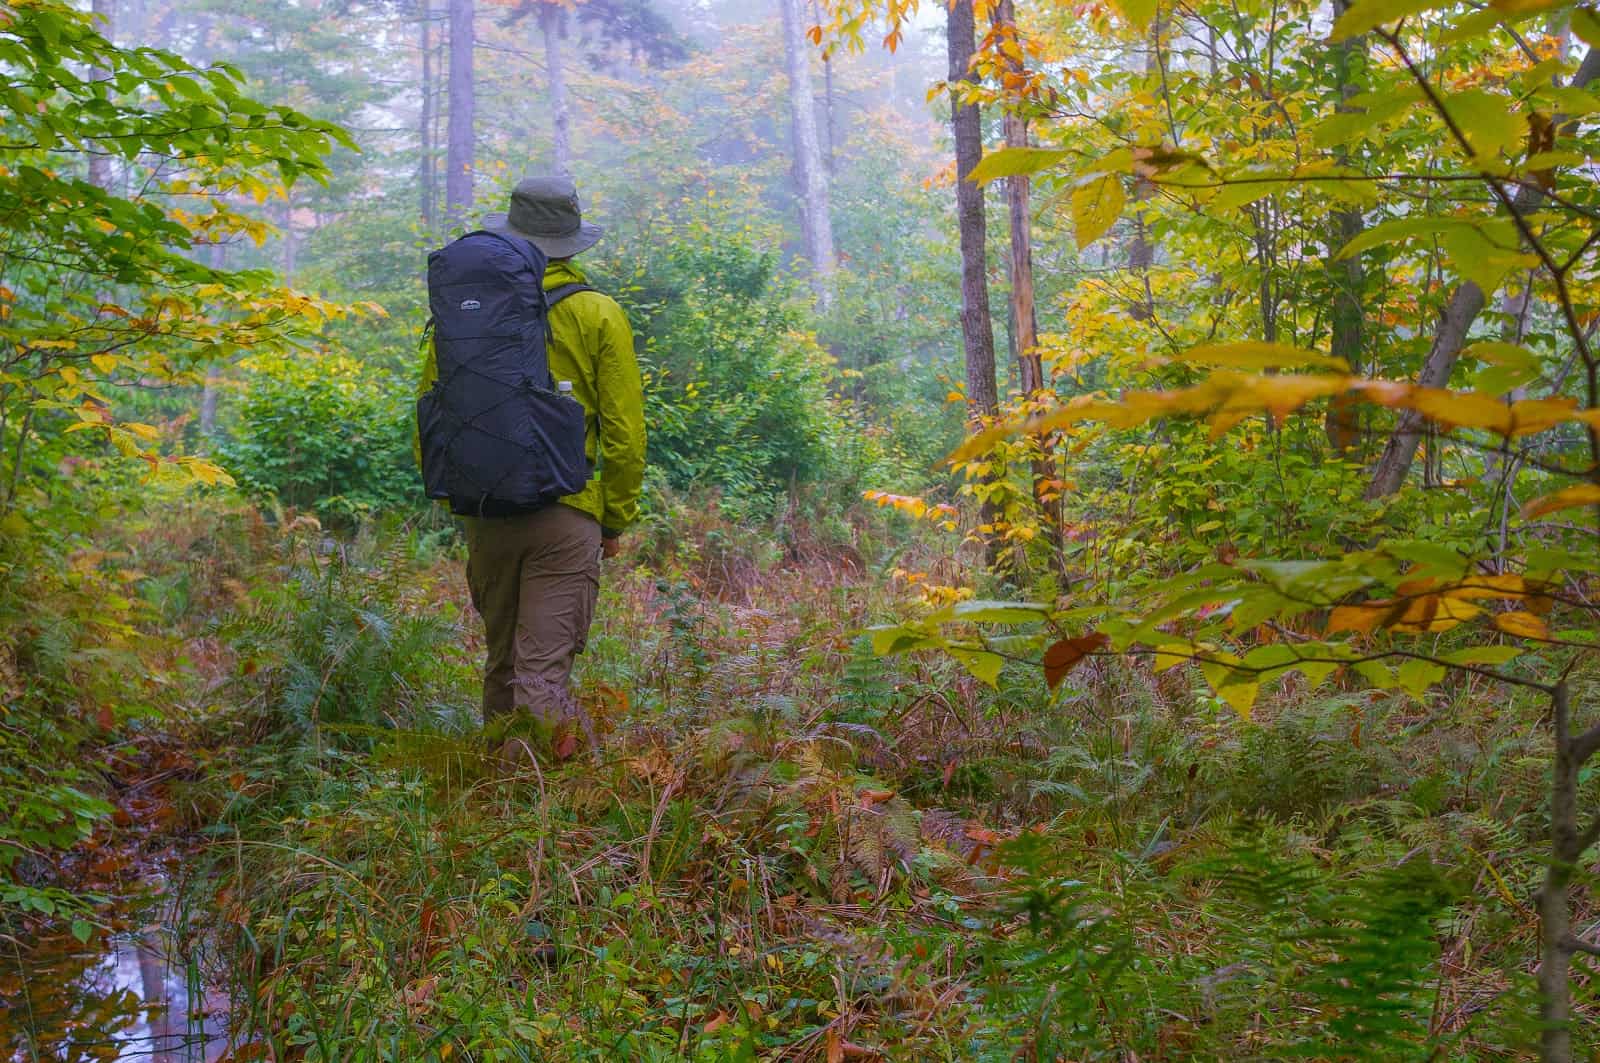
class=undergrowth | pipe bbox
[152,502,1588,1060]
[2,492,1592,1058]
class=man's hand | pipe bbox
[601,536,623,560]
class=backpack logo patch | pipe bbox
[459,298,481,311]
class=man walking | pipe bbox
[419,176,645,754]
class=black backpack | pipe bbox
[416,231,593,517]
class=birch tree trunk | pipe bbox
[778,0,835,306]
[445,0,475,222]
[541,2,572,176]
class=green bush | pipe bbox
[586,217,852,516]
[221,350,420,523]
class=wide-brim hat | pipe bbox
[483,175,603,259]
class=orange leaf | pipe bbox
[859,789,896,809]
[1493,611,1549,639]
[1043,633,1109,689]
[1522,483,1600,519]
[704,1011,729,1036]
[1326,600,1396,636]
[1388,595,1482,633]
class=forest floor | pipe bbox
[2,499,1594,1060]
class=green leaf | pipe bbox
[1331,0,1445,40]
[1352,658,1398,689]
[71,919,93,944]
[969,147,1072,186]
[1443,89,1524,161]
[944,599,1051,624]
[1198,655,1259,719]
[1071,173,1126,249]
[1398,657,1447,697]
[1211,176,1289,211]
[868,625,940,656]
[1574,7,1600,49]
[1337,216,1470,260]
[1109,0,1157,32]
[948,647,1005,687]
[1443,222,1535,294]
[1442,645,1523,666]
[1241,643,1300,679]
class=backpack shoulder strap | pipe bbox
[546,283,596,308]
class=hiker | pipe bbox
[416,176,645,752]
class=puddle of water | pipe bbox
[2,879,236,1062]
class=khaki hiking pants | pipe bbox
[462,504,601,724]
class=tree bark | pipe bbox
[1537,681,1590,1063]
[1365,47,1600,498]
[541,2,572,175]
[1363,283,1485,498]
[995,0,1039,395]
[445,0,475,222]
[1126,21,1161,321]
[419,0,436,225]
[199,243,225,445]
[1325,0,1364,454]
[948,0,998,422]
[88,0,115,190]
[778,0,835,306]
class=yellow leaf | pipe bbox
[1522,483,1600,520]
[1507,397,1581,437]
[1071,174,1125,250]
[1493,611,1549,639]
[123,422,161,441]
[1152,643,1192,672]
[1180,342,1348,372]
[1440,573,1528,601]
[90,353,118,375]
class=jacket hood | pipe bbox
[543,260,588,290]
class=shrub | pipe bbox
[221,351,420,524]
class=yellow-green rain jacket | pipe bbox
[417,260,647,536]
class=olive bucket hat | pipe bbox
[482,175,604,259]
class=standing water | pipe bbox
[2,874,233,1062]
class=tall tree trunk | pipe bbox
[812,0,835,177]
[948,0,997,422]
[419,0,436,225]
[88,0,115,189]
[541,2,571,175]
[1126,21,1161,321]
[1364,283,1485,498]
[445,0,475,222]
[778,0,835,306]
[994,0,1039,395]
[1366,47,1600,499]
[1325,0,1364,454]
[279,189,296,280]
[199,243,225,445]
